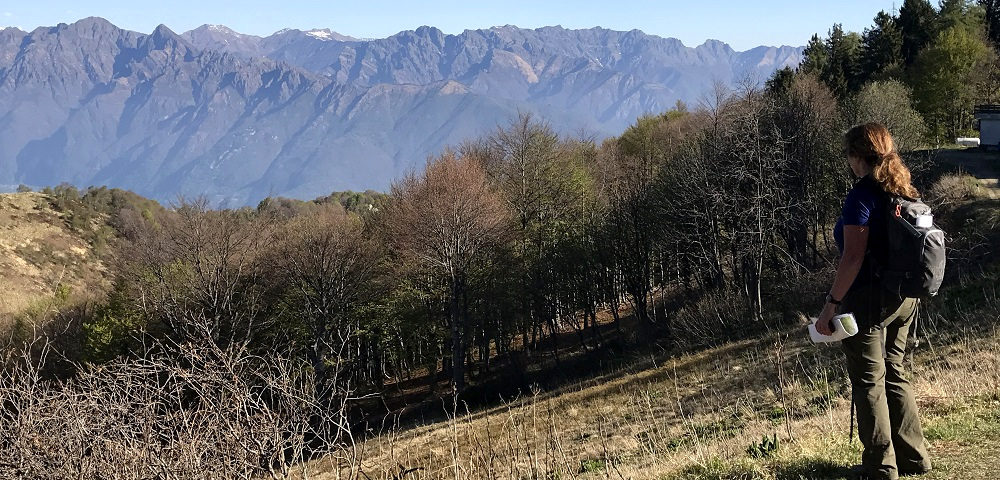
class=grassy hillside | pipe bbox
[0,192,107,322]
[302,317,999,479]
[302,172,1000,479]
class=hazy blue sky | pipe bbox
[5,1,902,50]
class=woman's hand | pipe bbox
[822,225,867,337]
[816,302,837,336]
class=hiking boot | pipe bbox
[898,466,932,477]
[849,464,898,480]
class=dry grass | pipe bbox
[0,192,106,320]
[299,300,1000,480]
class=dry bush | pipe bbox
[0,333,354,480]
[0,200,387,479]
[926,173,986,207]
[663,290,750,349]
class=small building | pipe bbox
[975,105,1000,150]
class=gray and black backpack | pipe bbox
[879,196,946,298]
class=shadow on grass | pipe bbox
[775,458,852,480]
[672,457,852,480]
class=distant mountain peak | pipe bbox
[207,24,236,34]
[188,24,259,38]
[305,29,334,40]
[149,23,184,43]
[55,16,121,36]
[697,39,735,55]
[147,24,187,48]
[264,27,356,42]
[72,16,116,28]
[413,25,443,35]
[151,24,176,35]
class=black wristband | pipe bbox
[825,293,842,305]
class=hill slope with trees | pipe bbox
[1,1,999,478]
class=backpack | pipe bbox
[879,196,946,298]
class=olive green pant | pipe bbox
[840,286,932,480]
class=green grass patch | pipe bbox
[923,397,1000,442]
[578,458,606,473]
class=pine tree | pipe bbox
[822,25,863,98]
[899,0,939,64]
[862,10,905,81]
[799,34,829,75]
[765,67,796,95]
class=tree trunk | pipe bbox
[450,274,465,394]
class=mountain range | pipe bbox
[0,17,803,204]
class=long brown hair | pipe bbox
[844,122,919,199]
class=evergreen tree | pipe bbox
[765,67,796,95]
[984,0,1000,48]
[799,34,829,75]
[899,0,939,64]
[822,25,863,98]
[938,0,986,33]
[861,11,904,81]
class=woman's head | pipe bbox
[844,122,919,199]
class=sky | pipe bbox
[4,0,903,50]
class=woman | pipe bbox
[816,123,932,480]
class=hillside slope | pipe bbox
[312,321,998,479]
[306,294,1000,479]
[303,173,1000,479]
[0,192,106,319]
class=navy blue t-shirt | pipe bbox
[834,175,888,292]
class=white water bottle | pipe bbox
[915,214,933,228]
[808,313,859,343]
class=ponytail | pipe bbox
[845,123,919,199]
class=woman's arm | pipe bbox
[817,225,868,335]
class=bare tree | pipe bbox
[768,73,844,270]
[595,109,706,328]
[473,114,598,356]
[113,199,275,350]
[382,153,511,394]
[266,204,381,419]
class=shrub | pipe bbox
[849,80,927,152]
[745,433,780,458]
[926,173,985,207]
